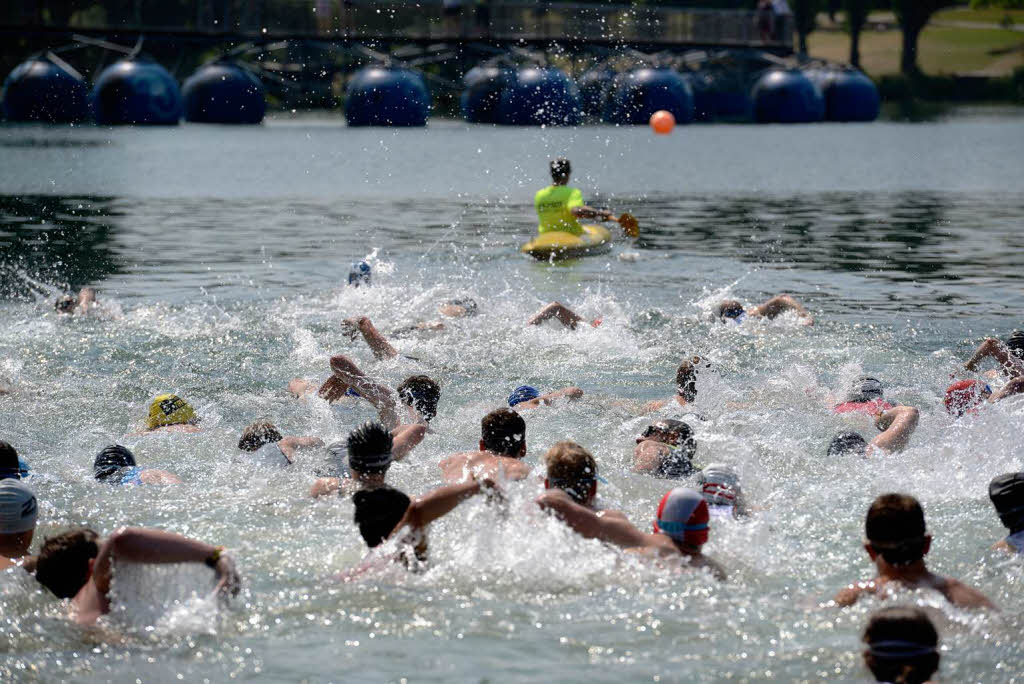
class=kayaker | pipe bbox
[535,158,615,236]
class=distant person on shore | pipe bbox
[0,479,38,572]
[311,421,398,498]
[54,287,97,315]
[643,356,709,413]
[943,377,1024,417]
[861,606,941,684]
[756,0,773,42]
[833,376,895,416]
[506,384,584,410]
[771,0,792,40]
[989,472,1024,554]
[534,158,619,237]
[93,445,181,485]
[135,394,201,435]
[826,406,919,457]
[715,294,812,326]
[237,422,324,467]
[633,419,702,478]
[963,331,1024,379]
[35,527,240,626]
[833,493,994,609]
[440,408,531,484]
[527,301,601,330]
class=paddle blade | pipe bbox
[618,213,639,238]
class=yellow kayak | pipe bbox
[521,224,613,261]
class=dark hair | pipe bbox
[676,359,700,402]
[347,421,394,475]
[35,528,100,599]
[716,300,744,321]
[93,444,137,481]
[0,441,19,471]
[828,431,868,457]
[54,295,77,313]
[865,494,927,565]
[549,157,571,182]
[862,606,939,684]
[989,472,1024,534]
[655,424,698,479]
[846,376,884,403]
[397,375,441,422]
[238,422,283,452]
[353,486,411,547]
[481,408,526,457]
[1006,330,1024,359]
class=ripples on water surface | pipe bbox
[1,116,1023,681]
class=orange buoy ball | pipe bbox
[649,109,675,134]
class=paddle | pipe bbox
[614,212,639,238]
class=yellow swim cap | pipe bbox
[147,393,197,430]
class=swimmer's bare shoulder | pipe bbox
[940,576,996,609]
[439,451,478,483]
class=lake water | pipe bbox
[1,112,1024,682]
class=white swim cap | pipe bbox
[697,463,740,507]
[0,480,38,534]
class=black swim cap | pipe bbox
[353,486,411,547]
[828,431,868,457]
[845,376,884,403]
[94,444,137,481]
[989,472,1024,533]
[1007,330,1024,359]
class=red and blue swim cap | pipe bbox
[944,380,990,417]
[653,487,709,547]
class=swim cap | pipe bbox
[653,488,709,547]
[146,394,197,430]
[0,480,38,533]
[93,444,137,481]
[716,300,745,321]
[0,441,29,480]
[697,464,740,507]
[508,385,540,407]
[1007,330,1024,359]
[442,298,479,316]
[943,380,989,417]
[827,431,868,457]
[989,472,1024,532]
[845,376,884,403]
[348,260,372,287]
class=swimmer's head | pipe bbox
[549,157,571,184]
[0,441,28,480]
[146,393,198,430]
[0,479,38,536]
[439,298,478,317]
[348,260,372,287]
[862,606,939,684]
[846,376,884,403]
[352,485,411,548]
[54,295,77,313]
[481,408,526,458]
[943,380,990,417]
[544,441,598,506]
[828,431,868,457]
[653,487,710,549]
[639,418,692,446]
[697,463,741,508]
[865,493,929,566]
[716,300,745,322]
[507,385,540,408]
[989,472,1024,534]
[1006,330,1024,360]
[347,421,393,476]
[35,528,100,598]
[397,375,441,422]
[93,444,137,482]
[675,357,704,402]
[238,422,283,452]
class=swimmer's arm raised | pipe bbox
[324,354,401,429]
[528,301,585,330]
[965,338,1024,378]
[991,376,1024,402]
[748,294,813,325]
[536,490,648,548]
[868,406,919,454]
[345,317,398,360]
[398,479,491,531]
[391,424,427,461]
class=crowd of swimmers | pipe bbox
[3,230,1024,681]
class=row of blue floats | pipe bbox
[2,55,879,126]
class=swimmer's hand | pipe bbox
[341,317,366,340]
[318,376,351,403]
[213,553,241,600]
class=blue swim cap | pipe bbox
[345,387,361,398]
[508,385,540,407]
[348,261,372,287]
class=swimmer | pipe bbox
[34,527,240,626]
[0,479,38,572]
[833,376,895,415]
[715,294,813,326]
[833,493,994,609]
[963,331,1024,379]
[0,440,31,480]
[507,384,584,410]
[542,441,623,516]
[137,394,201,435]
[527,301,601,330]
[440,408,531,484]
[826,405,920,457]
[534,157,620,237]
[943,377,1024,417]
[633,419,701,478]
[94,445,181,485]
[349,260,372,287]
[861,606,940,684]
[350,476,497,568]
[697,464,749,518]
[238,422,324,466]
[311,421,399,498]
[437,298,478,318]
[536,485,726,579]
[54,287,97,315]
[988,472,1024,554]
[342,316,399,360]
[642,356,708,413]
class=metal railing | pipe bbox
[5,1,793,49]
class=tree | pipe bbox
[890,0,957,75]
[844,0,870,69]
[793,0,823,55]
